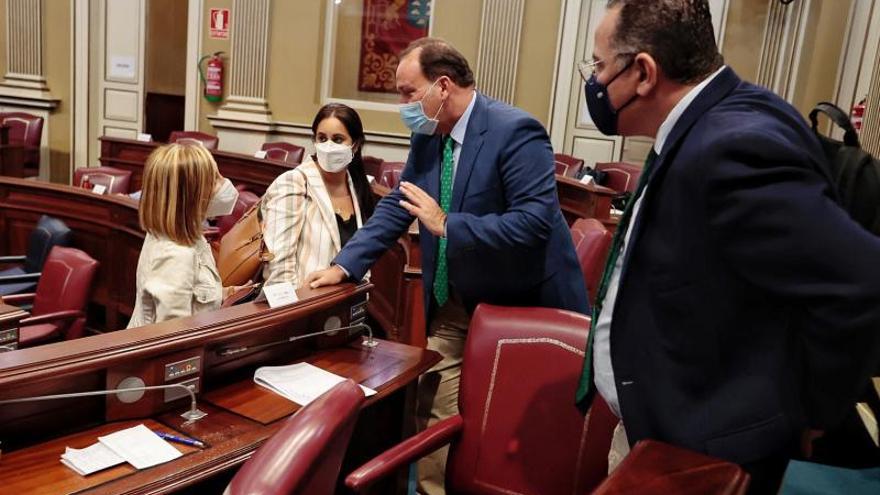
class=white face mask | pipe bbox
[315,141,354,173]
[206,177,239,218]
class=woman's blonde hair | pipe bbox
[139,143,219,246]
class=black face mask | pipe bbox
[584,60,638,136]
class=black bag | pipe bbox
[810,102,880,235]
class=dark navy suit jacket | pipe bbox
[334,92,589,319]
[609,67,880,465]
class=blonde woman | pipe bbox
[127,143,239,328]
[261,103,374,288]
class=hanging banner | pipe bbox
[358,0,431,93]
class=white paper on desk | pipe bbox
[98,424,182,470]
[254,362,376,406]
[60,442,125,476]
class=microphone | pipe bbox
[0,382,207,422]
[217,321,378,357]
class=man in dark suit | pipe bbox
[307,38,588,493]
[576,1,880,493]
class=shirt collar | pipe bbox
[449,90,477,146]
[654,65,726,154]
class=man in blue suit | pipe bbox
[307,38,588,493]
[576,1,880,493]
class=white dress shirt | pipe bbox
[448,90,477,181]
[593,66,727,418]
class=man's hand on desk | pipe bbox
[399,181,447,237]
[305,265,347,289]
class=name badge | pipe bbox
[262,282,299,308]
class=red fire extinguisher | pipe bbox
[198,52,225,102]
[851,98,866,133]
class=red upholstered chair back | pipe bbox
[73,166,133,194]
[31,247,99,339]
[225,380,365,495]
[168,131,219,150]
[362,155,384,178]
[570,218,613,305]
[554,153,585,178]
[596,161,643,193]
[261,142,305,165]
[1,112,43,177]
[1,112,43,146]
[216,189,261,237]
[377,161,404,189]
[446,304,618,495]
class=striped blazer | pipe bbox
[260,159,364,288]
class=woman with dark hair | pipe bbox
[260,103,374,288]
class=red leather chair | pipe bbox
[0,112,43,177]
[225,379,366,495]
[592,440,750,494]
[362,155,384,178]
[216,189,261,237]
[555,153,585,178]
[570,218,613,305]
[261,142,305,165]
[3,247,99,347]
[376,161,405,189]
[73,166,133,194]
[168,131,219,150]
[346,304,618,494]
[0,215,72,297]
[595,162,643,193]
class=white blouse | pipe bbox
[127,233,222,328]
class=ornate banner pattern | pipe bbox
[358,0,431,93]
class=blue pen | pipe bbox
[154,431,206,448]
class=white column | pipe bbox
[861,54,880,156]
[474,0,525,104]
[216,0,272,122]
[2,0,52,96]
[755,0,811,101]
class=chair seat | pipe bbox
[0,266,37,296]
[18,322,62,346]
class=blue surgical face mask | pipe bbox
[399,79,445,135]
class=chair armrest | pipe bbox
[2,293,35,305]
[0,255,26,263]
[345,415,464,493]
[20,309,84,326]
[0,271,40,284]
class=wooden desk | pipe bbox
[100,137,295,195]
[0,177,143,330]
[0,303,26,351]
[556,175,617,226]
[0,143,25,178]
[0,283,439,494]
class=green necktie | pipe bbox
[576,149,659,404]
[433,136,455,306]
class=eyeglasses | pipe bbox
[577,53,636,82]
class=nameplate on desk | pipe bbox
[253,150,268,159]
[136,133,153,142]
[263,282,299,308]
[91,184,107,195]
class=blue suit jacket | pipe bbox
[609,67,880,465]
[334,93,589,319]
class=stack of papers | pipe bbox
[254,362,376,406]
[60,424,183,476]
